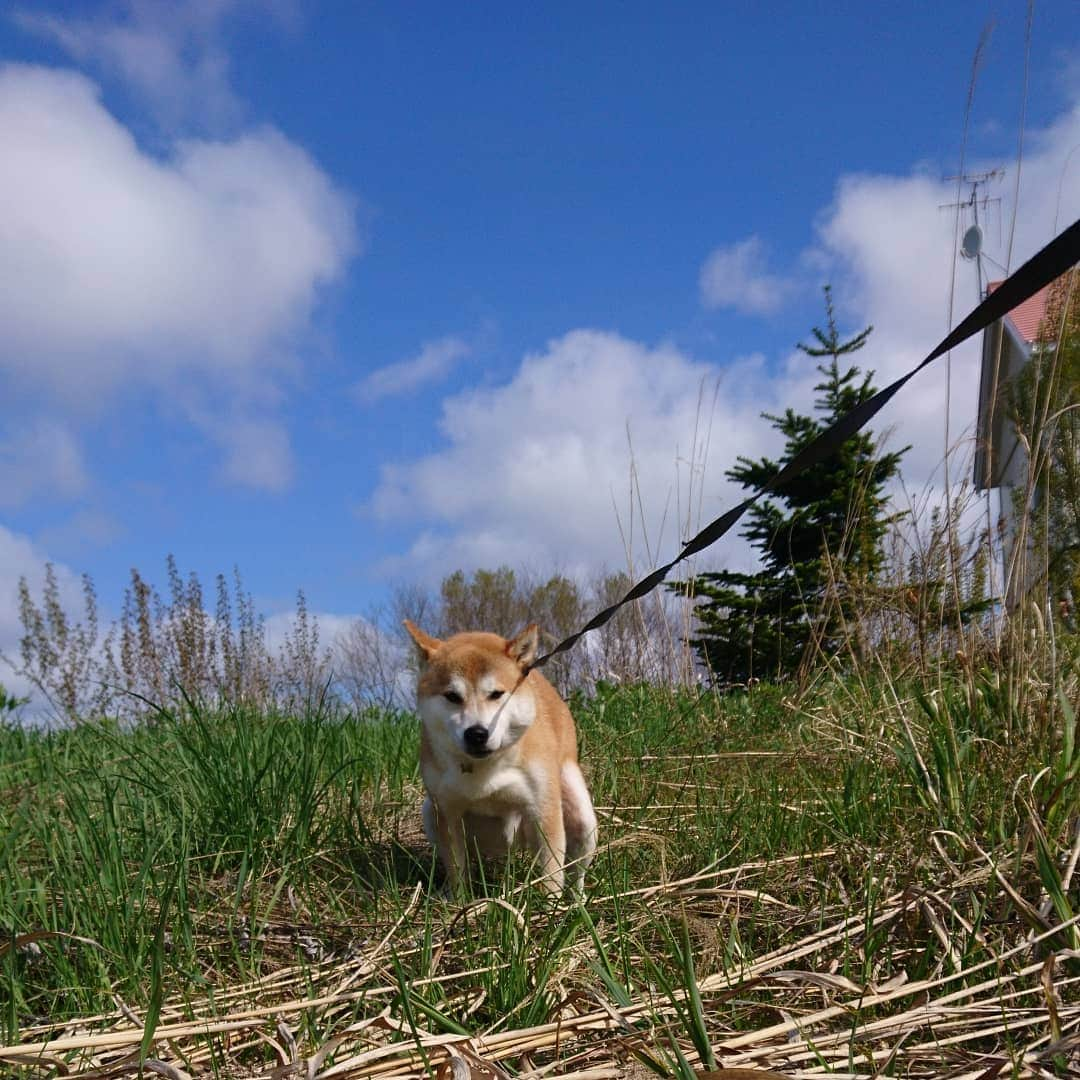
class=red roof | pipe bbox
[986,279,1054,344]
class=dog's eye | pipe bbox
[487,689,505,701]
[443,690,463,705]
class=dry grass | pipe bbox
[3,849,1077,1079]
[3,730,1078,1079]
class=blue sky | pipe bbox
[2,1,1079,693]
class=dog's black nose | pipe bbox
[463,725,489,754]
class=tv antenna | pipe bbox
[940,169,1007,296]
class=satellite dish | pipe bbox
[961,223,983,260]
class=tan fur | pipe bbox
[405,621,597,895]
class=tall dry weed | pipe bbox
[11,556,328,722]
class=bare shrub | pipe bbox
[13,556,331,722]
[335,614,407,712]
[15,566,111,721]
[576,570,689,689]
[331,566,697,706]
[275,590,333,714]
[99,557,280,717]
[214,570,274,706]
[432,566,694,694]
[436,566,582,694]
[333,583,434,711]
[13,554,696,723]
[800,471,996,688]
[335,611,410,713]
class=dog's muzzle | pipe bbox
[463,725,491,757]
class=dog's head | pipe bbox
[404,621,539,760]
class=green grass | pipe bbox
[1,668,1078,1076]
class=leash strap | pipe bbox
[530,217,1080,671]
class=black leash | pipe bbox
[529,217,1080,671]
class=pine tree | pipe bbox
[685,287,907,684]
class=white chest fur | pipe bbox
[425,753,541,816]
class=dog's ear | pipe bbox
[506,624,539,668]
[403,620,443,663]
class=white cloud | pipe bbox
[699,235,799,315]
[370,98,1080,591]
[12,0,295,131]
[38,509,125,551]
[0,418,89,507]
[1011,102,1080,247]
[0,63,356,492]
[812,169,965,487]
[0,65,355,401]
[813,98,1080,490]
[370,330,776,580]
[212,416,296,493]
[354,337,471,405]
[263,610,356,649]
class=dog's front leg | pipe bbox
[527,789,567,896]
[561,762,597,895]
[425,796,468,894]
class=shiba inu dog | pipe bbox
[404,620,597,896]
